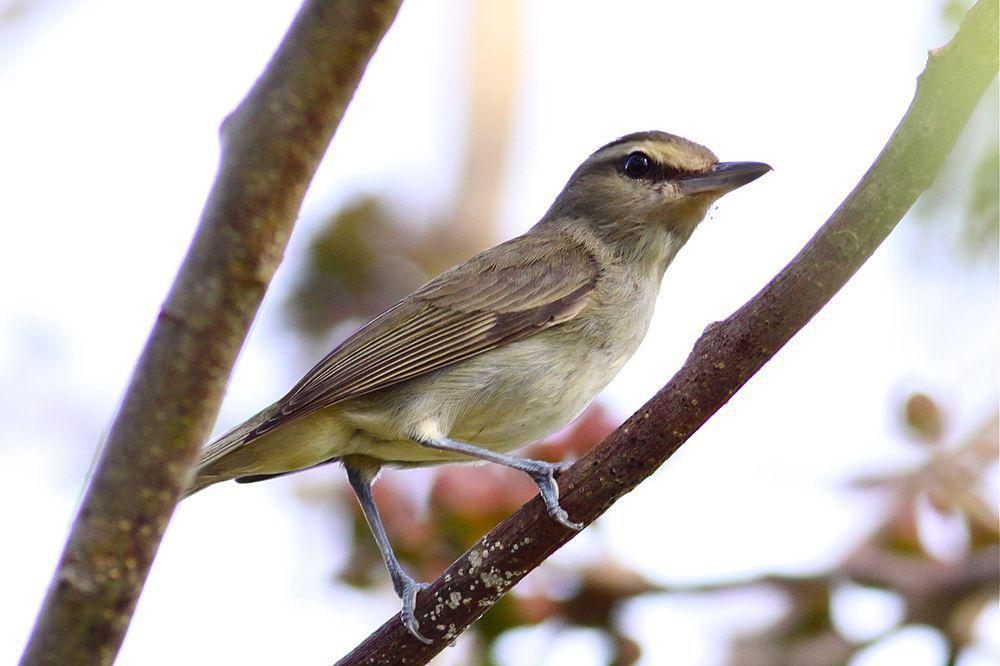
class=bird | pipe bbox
[184,130,770,641]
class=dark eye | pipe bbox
[622,152,652,179]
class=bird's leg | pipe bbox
[416,438,583,530]
[343,461,432,644]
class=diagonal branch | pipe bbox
[336,1,999,663]
[19,2,402,665]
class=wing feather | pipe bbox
[247,231,600,440]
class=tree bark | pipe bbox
[19,2,403,665]
[335,1,999,663]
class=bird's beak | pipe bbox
[678,161,772,195]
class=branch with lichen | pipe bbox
[335,1,999,663]
[19,2,402,665]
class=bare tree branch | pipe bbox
[336,1,999,663]
[19,2,402,664]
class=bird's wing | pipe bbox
[248,231,600,442]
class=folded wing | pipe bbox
[249,231,599,442]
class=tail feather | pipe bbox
[182,405,277,498]
[181,471,224,499]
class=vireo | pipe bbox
[185,130,770,641]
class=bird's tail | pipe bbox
[182,406,276,499]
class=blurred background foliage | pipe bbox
[916,0,998,260]
[273,1,999,663]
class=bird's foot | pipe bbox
[527,460,583,531]
[399,578,432,643]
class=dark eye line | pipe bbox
[617,153,692,182]
[659,164,687,180]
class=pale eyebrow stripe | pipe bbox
[588,141,671,167]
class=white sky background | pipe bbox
[0,0,997,665]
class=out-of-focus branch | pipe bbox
[19,2,402,665]
[336,1,999,663]
[449,0,520,249]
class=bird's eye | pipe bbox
[622,152,652,179]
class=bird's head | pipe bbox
[543,130,770,267]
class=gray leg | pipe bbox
[417,438,583,530]
[344,462,432,644]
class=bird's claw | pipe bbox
[530,461,583,531]
[400,579,432,644]
[550,504,584,531]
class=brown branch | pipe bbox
[19,2,402,665]
[336,1,999,663]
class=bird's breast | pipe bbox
[444,266,658,449]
